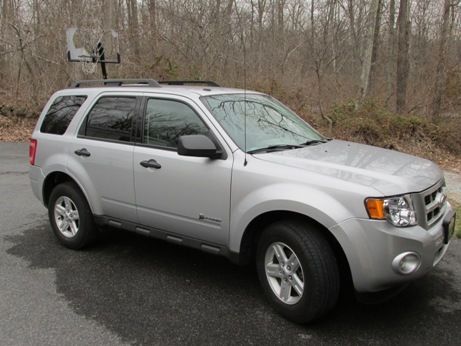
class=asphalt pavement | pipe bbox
[1,142,461,345]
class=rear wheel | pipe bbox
[48,182,96,249]
[256,219,340,324]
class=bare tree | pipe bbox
[432,0,457,117]
[386,0,396,100]
[0,0,459,122]
[126,0,140,60]
[360,0,381,100]
[396,0,410,113]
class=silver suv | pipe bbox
[29,79,456,323]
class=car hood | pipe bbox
[253,140,443,196]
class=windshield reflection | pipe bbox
[201,94,324,152]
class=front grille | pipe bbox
[423,183,446,227]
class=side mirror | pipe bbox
[177,135,221,159]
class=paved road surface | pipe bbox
[1,142,460,345]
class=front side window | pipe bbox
[201,94,324,152]
[84,97,136,142]
[143,99,208,148]
[40,95,87,135]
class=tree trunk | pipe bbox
[396,0,410,113]
[147,0,158,52]
[126,0,140,60]
[1,0,10,35]
[368,0,382,94]
[102,0,115,56]
[360,0,381,100]
[346,0,359,65]
[431,0,451,117]
[386,0,396,100]
[310,0,315,45]
[256,0,266,74]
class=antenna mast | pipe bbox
[235,2,248,167]
[243,36,248,167]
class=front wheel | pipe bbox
[256,220,340,324]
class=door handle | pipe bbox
[74,148,91,157]
[140,159,161,169]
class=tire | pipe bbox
[48,182,97,249]
[256,219,340,324]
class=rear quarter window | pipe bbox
[40,95,87,135]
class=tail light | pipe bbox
[29,139,37,165]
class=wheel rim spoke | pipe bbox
[272,243,288,263]
[64,197,72,211]
[287,253,300,272]
[266,263,283,278]
[280,280,292,301]
[55,205,66,217]
[69,220,78,235]
[59,220,69,232]
[292,273,304,296]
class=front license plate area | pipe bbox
[443,213,456,244]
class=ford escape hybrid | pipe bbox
[29,79,456,323]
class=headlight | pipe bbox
[365,194,417,227]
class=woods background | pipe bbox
[0,0,461,159]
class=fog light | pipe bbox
[392,252,421,275]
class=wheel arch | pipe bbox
[42,171,95,214]
[236,210,352,287]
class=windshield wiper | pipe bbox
[300,138,330,146]
[248,144,304,154]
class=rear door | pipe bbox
[133,95,233,245]
[68,93,141,222]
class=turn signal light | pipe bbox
[365,198,385,219]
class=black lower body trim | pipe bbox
[94,215,237,260]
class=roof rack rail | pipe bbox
[158,80,220,87]
[71,79,161,88]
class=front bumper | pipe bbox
[329,203,455,292]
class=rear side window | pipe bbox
[84,97,137,142]
[40,96,87,135]
[144,98,208,148]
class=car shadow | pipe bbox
[5,224,461,345]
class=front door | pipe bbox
[133,96,232,245]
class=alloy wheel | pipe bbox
[264,241,305,305]
[54,196,80,238]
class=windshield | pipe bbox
[201,94,324,152]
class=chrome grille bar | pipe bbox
[423,183,446,227]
